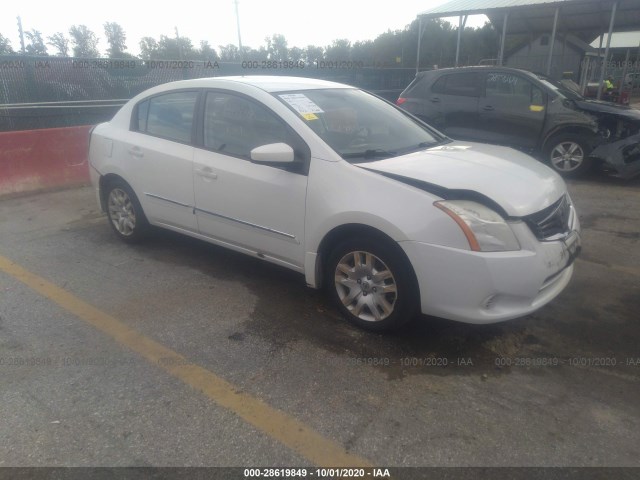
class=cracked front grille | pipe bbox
[523,195,571,240]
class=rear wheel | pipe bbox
[544,134,593,177]
[326,238,418,332]
[105,179,149,243]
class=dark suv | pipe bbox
[397,66,640,178]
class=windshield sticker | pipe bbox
[302,113,319,120]
[279,93,324,114]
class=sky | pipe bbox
[2,0,488,56]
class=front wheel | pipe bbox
[543,134,593,177]
[326,238,418,332]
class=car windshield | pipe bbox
[275,88,447,162]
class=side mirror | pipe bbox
[250,143,295,164]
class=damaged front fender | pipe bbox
[592,132,640,179]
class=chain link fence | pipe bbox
[0,55,417,132]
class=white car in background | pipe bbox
[89,76,581,331]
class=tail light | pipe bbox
[396,97,407,105]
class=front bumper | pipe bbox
[592,132,640,179]
[401,221,581,324]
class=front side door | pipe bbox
[193,91,308,268]
[478,72,546,150]
[123,90,199,232]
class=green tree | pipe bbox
[156,34,196,59]
[288,46,303,62]
[139,37,159,59]
[104,22,127,58]
[351,40,375,65]
[198,40,219,61]
[69,25,99,57]
[0,34,14,54]
[325,39,351,61]
[47,32,69,56]
[218,44,240,61]
[265,34,288,61]
[304,45,324,64]
[25,29,48,56]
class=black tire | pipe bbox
[326,237,418,332]
[104,179,150,243]
[543,133,593,178]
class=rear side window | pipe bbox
[134,91,198,144]
[431,73,479,97]
[404,76,430,97]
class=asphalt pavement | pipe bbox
[0,171,639,468]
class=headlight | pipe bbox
[434,200,520,252]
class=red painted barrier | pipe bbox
[0,126,92,197]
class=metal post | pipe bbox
[235,0,243,58]
[597,1,618,100]
[455,15,467,67]
[546,7,559,76]
[619,48,631,99]
[498,12,509,66]
[416,17,423,74]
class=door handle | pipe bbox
[482,105,495,111]
[431,97,441,103]
[128,147,144,158]
[195,166,218,180]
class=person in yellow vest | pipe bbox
[604,76,615,101]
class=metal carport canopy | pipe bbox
[415,0,640,98]
[418,0,640,36]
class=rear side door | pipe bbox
[192,90,309,269]
[478,72,546,149]
[427,72,482,140]
[124,90,199,232]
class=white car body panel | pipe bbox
[89,76,580,325]
[193,147,307,268]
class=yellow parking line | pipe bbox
[0,254,373,468]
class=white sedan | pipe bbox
[89,76,581,331]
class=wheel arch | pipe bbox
[311,223,419,294]
[98,173,136,213]
[541,126,598,152]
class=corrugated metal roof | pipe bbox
[420,0,571,17]
[419,0,640,37]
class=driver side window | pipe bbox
[204,92,299,161]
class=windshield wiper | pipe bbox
[341,149,396,161]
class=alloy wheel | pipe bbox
[334,250,398,322]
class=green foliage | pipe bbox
[0,33,14,54]
[1,17,500,66]
[265,34,288,61]
[219,44,241,62]
[325,39,351,61]
[104,22,127,58]
[198,41,219,61]
[25,30,48,56]
[69,25,99,58]
[47,33,69,56]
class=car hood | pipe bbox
[574,99,640,122]
[360,141,566,217]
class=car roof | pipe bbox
[148,76,352,93]
[417,66,536,79]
